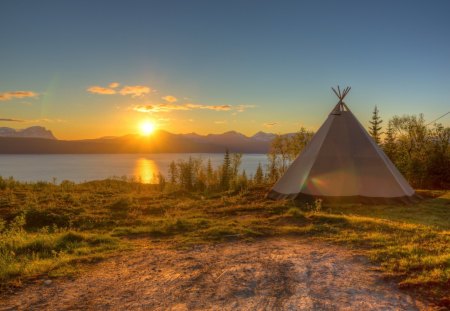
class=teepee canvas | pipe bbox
[268,87,417,203]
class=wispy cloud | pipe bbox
[264,122,278,128]
[155,117,172,124]
[119,85,151,98]
[30,118,66,123]
[0,118,24,122]
[87,86,116,95]
[87,83,151,98]
[133,102,256,114]
[0,117,65,123]
[133,104,189,113]
[185,103,233,111]
[214,120,227,124]
[236,104,256,112]
[162,95,178,103]
[0,91,38,101]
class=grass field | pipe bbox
[0,177,449,307]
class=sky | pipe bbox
[1,0,449,139]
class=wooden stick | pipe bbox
[342,86,351,100]
[331,87,339,98]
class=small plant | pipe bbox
[314,199,322,213]
[286,207,304,219]
[108,197,132,215]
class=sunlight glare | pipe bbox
[134,158,158,183]
[140,120,156,136]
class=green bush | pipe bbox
[25,208,70,230]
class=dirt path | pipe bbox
[1,238,428,310]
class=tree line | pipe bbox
[370,108,450,189]
[161,107,449,192]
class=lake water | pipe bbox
[0,154,268,184]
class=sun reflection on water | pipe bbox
[134,158,159,183]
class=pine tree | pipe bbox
[369,106,383,144]
[254,162,264,184]
[206,158,213,188]
[220,150,231,190]
[383,120,397,161]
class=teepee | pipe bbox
[268,87,418,203]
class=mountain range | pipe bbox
[0,126,56,140]
[0,127,282,154]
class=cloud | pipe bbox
[0,118,23,122]
[214,120,227,124]
[119,85,151,98]
[0,91,38,101]
[162,95,178,103]
[156,117,171,123]
[87,86,116,95]
[236,104,256,112]
[32,118,66,123]
[0,117,65,123]
[133,104,189,113]
[87,83,151,97]
[264,122,278,128]
[133,102,256,114]
[21,118,66,123]
[185,103,233,111]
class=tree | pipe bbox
[268,128,314,178]
[157,173,166,192]
[426,123,450,188]
[168,161,178,184]
[288,127,314,160]
[236,170,248,191]
[390,114,428,187]
[270,135,289,174]
[220,150,231,190]
[231,153,243,180]
[254,162,264,185]
[266,152,279,184]
[206,158,214,188]
[177,158,194,191]
[383,120,397,161]
[369,106,383,144]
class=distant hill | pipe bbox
[0,126,56,140]
[180,131,273,153]
[0,129,299,154]
[0,130,278,154]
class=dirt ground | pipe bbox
[1,238,429,311]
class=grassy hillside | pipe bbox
[0,177,449,307]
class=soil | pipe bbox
[0,238,430,310]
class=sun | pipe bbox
[140,120,156,136]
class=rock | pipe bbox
[44,280,52,286]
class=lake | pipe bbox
[0,154,268,184]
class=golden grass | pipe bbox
[0,177,448,306]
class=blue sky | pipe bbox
[1,0,449,139]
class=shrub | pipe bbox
[25,208,70,230]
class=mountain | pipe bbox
[0,129,296,154]
[0,126,56,139]
[179,131,270,153]
[251,131,277,142]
